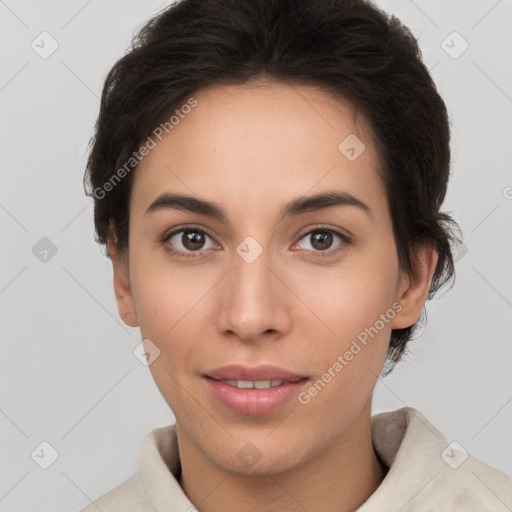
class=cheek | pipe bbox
[129,254,214,389]
[131,266,206,412]
[129,247,214,338]
[296,269,394,414]
[337,243,400,334]
[287,257,399,342]
[286,251,398,395]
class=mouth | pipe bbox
[207,378,303,389]
[202,372,310,415]
[204,363,308,383]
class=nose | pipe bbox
[216,241,292,343]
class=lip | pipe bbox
[202,364,309,416]
[204,364,307,382]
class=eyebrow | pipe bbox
[145,190,372,226]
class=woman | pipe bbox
[80,0,512,510]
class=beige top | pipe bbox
[79,407,512,511]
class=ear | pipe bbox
[107,234,139,328]
[391,243,439,330]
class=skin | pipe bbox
[108,81,438,512]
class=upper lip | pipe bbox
[204,364,308,382]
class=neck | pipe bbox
[177,403,386,512]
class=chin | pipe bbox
[205,437,310,477]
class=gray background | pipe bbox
[1,0,511,511]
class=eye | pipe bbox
[162,224,351,259]
[293,227,350,256]
[162,226,217,258]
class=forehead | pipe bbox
[132,81,385,218]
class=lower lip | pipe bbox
[203,376,309,415]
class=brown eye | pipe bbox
[164,227,216,256]
[309,231,334,250]
[295,227,350,256]
[181,230,206,251]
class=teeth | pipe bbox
[220,379,284,389]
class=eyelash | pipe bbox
[161,224,352,259]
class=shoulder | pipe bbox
[77,423,188,512]
[431,454,512,510]
[78,473,152,512]
[365,407,512,511]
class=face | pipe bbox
[110,81,430,475]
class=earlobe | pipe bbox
[391,244,438,330]
[107,235,139,328]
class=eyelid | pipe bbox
[162,223,215,241]
[296,223,351,242]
